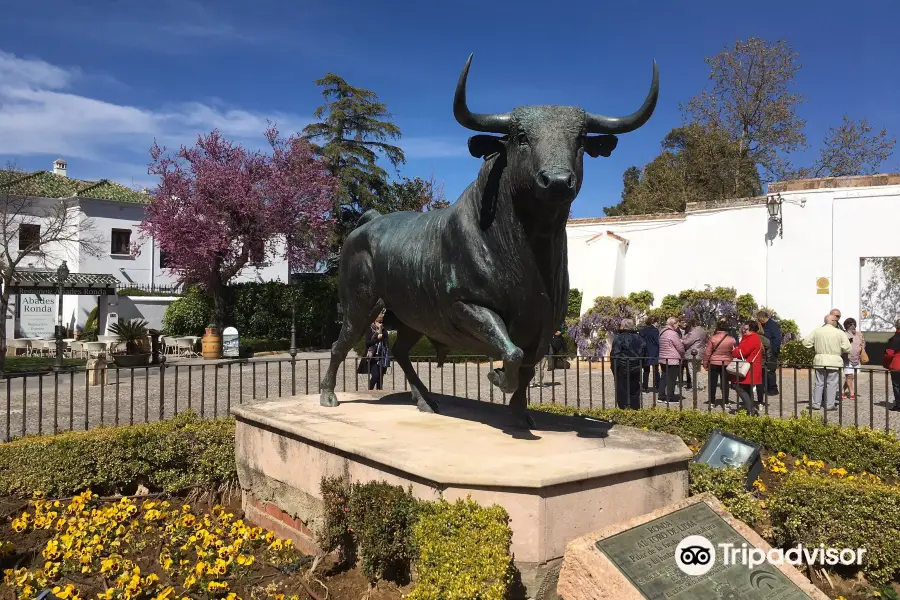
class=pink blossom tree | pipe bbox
[140,127,337,330]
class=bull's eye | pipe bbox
[516,131,529,147]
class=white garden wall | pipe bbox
[567,174,900,337]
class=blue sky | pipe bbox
[0,0,897,218]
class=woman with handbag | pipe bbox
[359,313,390,390]
[728,321,764,415]
[842,317,866,400]
[703,319,736,406]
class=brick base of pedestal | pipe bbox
[242,492,322,556]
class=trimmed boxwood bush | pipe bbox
[318,476,354,565]
[349,482,419,582]
[688,463,761,526]
[769,471,900,584]
[316,477,513,598]
[409,497,514,600]
[0,412,235,497]
[533,404,900,479]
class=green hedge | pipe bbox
[567,288,583,319]
[317,477,513,598]
[779,340,815,367]
[532,404,900,479]
[0,412,236,497]
[241,338,290,353]
[769,471,900,584]
[353,332,485,363]
[352,332,578,363]
[226,279,338,346]
[117,288,181,297]
[162,279,339,347]
[162,286,211,337]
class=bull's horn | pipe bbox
[586,60,659,134]
[454,53,511,134]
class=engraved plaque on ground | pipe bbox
[594,502,812,600]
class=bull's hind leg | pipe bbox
[450,302,523,394]
[319,300,385,408]
[508,366,537,429]
[391,324,440,413]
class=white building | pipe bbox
[2,159,290,339]
[566,173,900,338]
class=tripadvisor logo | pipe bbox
[675,535,867,575]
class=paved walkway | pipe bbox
[2,355,897,439]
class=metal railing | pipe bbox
[2,354,898,441]
[116,283,185,296]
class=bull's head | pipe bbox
[454,54,658,204]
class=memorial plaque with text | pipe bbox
[594,502,812,600]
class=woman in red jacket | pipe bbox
[731,320,765,415]
[884,319,900,411]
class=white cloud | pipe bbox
[0,50,466,186]
[0,50,310,164]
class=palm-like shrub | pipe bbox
[109,318,149,355]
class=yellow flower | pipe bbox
[236,554,255,566]
[52,584,79,599]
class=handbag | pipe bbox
[725,347,760,379]
[861,348,870,365]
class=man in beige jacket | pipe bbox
[802,314,851,410]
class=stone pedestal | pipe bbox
[232,392,692,597]
[86,356,109,386]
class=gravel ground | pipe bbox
[3,352,898,439]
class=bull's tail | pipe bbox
[356,209,382,229]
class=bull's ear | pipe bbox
[468,135,506,159]
[584,134,619,158]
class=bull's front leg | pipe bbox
[450,302,523,394]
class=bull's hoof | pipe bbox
[488,369,518,394]
[319,391,340,408]
[412,389,441,414]
[511,410,536,430]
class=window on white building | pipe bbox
[159,249,169,269]
[18,224,40,252]
[111,229,132,255]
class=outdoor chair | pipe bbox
[175,338,199,358]
[69,341,85,359]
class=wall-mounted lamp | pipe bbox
[766,193,784,239]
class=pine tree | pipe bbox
[303,74,406,263]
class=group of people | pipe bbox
[357,306,900,414]
[610,308,878,415]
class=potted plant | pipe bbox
[108,318,151,367]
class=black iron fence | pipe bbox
[2,354,898,441]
